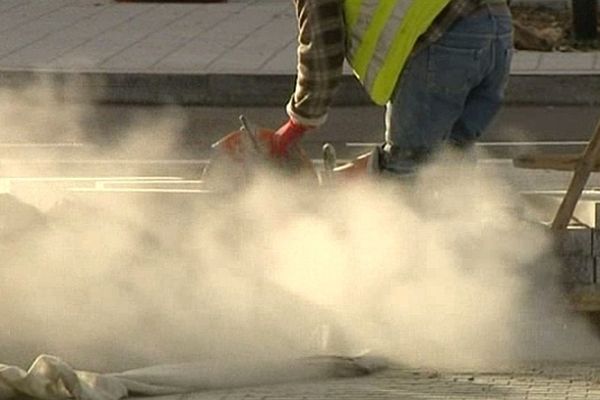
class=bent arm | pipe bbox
[287,0,345,127]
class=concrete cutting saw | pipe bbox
[201,115,375,189]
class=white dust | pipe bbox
[0,83,599,374]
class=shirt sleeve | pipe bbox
[287,0,345,127]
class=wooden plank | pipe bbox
[553,116,600,230]
[513,153,600,171]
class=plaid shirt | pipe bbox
[287,0,487,127]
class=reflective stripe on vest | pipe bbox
[344,0,451,105]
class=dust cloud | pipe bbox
[0,82,599,375]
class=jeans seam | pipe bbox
[488,39,497,78]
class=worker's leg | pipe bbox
[382,5,512,174]
[448,11,513,149]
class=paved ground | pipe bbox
[0,0,596,75]
[146,362,600,400]
[2,3,600,399]
[0,0,599,105]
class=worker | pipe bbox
[270,0,513,175]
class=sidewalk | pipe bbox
[146,362,600,400]
[0,0,598,105]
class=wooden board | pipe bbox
[513,153,600,171]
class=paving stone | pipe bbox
[0,0,75,36]
[0,3,150,68]
[207,7,296,73]
[145,364,600,400]
[103,4,247,71]
[261,41,298,74]
[562,256,596,284]
[0,0,597,78]
[52,4,191,70]
[0,0,29,13]
[538,53,596,73]
[0,1,102,59]
[556,229,592,256]
[511,51,542,72]
[154,4,278,72]
[0,0,600,105]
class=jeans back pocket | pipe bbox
[427,43,484,95]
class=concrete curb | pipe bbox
[2,69,600,106]
[506,74,600,106]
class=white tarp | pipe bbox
[0,354,387,400]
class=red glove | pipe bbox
[271,119,311,157]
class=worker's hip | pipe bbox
[442,3,513,43]
[382,1,513,173]
[425,10,513,95]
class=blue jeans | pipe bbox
[383,5,513,174]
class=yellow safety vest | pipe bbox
[344,0,451,105]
